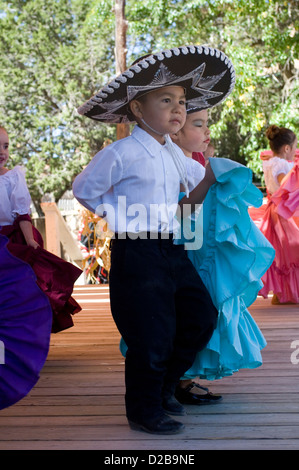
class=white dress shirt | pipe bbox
[0,166,32,226]
[73,125,205,233]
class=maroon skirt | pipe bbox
[1,215,82,333]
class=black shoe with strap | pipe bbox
[175,382,223,405]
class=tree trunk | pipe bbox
[114,0,130,140]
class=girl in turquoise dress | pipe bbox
[173,107,275,386]
[176,155,274,382]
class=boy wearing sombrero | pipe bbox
[73,45,235,434]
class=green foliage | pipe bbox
[0,0,298,207]
[0,0,116,208]
[125,0,298,180]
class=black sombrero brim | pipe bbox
[78,45,235,123]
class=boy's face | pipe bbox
[130,86,187,143]
[171,109,210,158]
[0,129,9,171]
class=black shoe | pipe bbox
[175,382,223,405]
[128,413,185,435]
[162,395,186,416]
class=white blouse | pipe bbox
[0,166,32,226]
[263,156,294,195]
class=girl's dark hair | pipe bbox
[266,125,296,153]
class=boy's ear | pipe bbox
[129,100,143,119]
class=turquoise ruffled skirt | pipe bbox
[177,158,275,380]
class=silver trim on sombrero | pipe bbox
[78,45,235,122]
[126,62,225,103]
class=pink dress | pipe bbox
[259,158,299,303]
[248,154,294,228]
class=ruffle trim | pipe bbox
[179,158,275,380]
[271,160,299,219]
[260,261,299,304]
[183,297,266,381]
[259,172,299,304]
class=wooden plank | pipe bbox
[2,404,299,429]
[2,422,299,444]
[0,285,299,450]
[0,438,298,451]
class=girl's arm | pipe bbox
[178,161,216,215]
[277,172,287,185]
[19,219,40,249]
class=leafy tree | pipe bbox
[0,0,298,209]
[123,0,298,180]
[0,0,116,210]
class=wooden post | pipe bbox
[40,202,83,267]
[114,0,130,140]
[40,203,61,256]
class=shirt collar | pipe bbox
[131,125,165,158]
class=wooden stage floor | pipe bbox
[0,285,299,450]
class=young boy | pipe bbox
[73,45,235,434]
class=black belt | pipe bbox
[113,231,174,240]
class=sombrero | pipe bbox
[78,45,235,123]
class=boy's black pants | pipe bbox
[109,235,218,422]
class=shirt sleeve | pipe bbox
[72,145,123,214]
[272,158,293,179]
[10,166,32,218]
